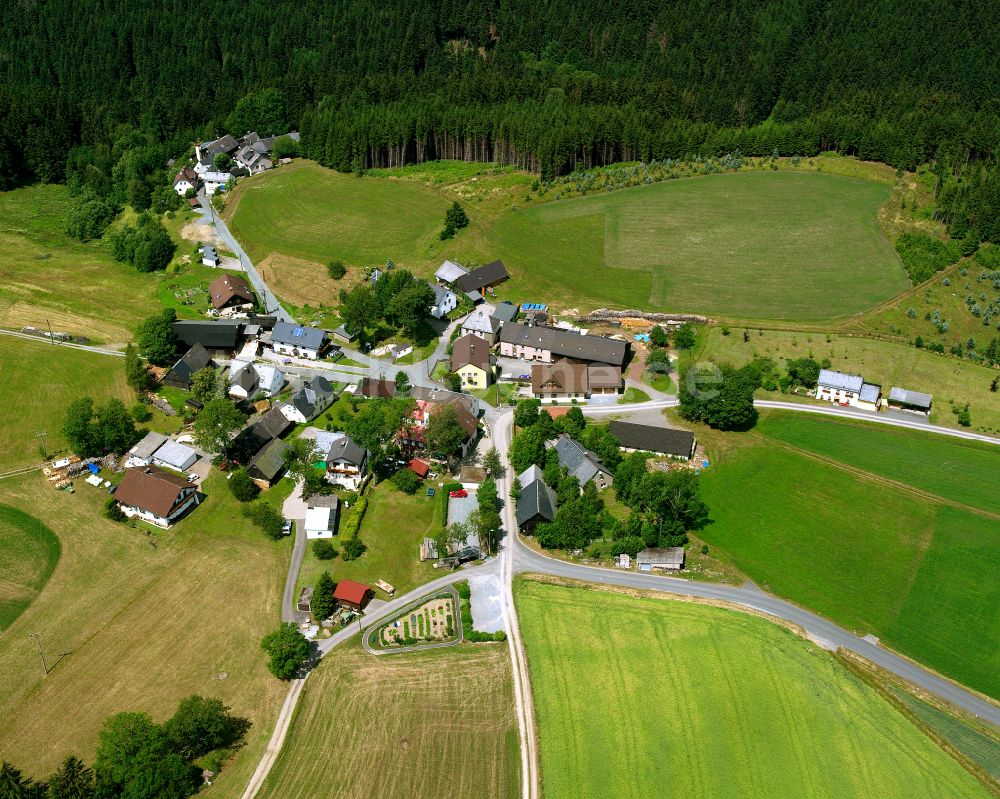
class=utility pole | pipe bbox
[46,318,55,345]
[29,632,48,676]
[34,431,48,460]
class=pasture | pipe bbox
[224,162,910,324]
[694,326,1000,432]
[0,471,290,792]
[697,429,1000,699]
[257,643,520,799]
[0,505,60,630]
[0,335,133,469]
[515,578,991,799]
[0,185,204,343]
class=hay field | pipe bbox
[257,643,520,799]
[516,578,992,799]
[0,505,60,629]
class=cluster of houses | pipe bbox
[172,130,300,198]
[815,370,933,415]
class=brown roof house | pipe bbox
[209,274,255,317]
[531,361,622,400]
[115,466,201,528]
[451,333,494,390]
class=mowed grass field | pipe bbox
[0,336,133,469]
[516,579,991,799]
[0,505,60,630]
[694,326,1000,433]
[224,161,909,323]
[697,413,1000,698]
[0,186,155,342]
[0,470,291,792]
[258,643,520,799]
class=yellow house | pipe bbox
[451,333,493,389]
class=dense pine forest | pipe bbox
[2,0,999,239]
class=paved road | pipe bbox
[195,193,294,323]
[0,328,124,357]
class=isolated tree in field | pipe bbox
[260,623,310,680]
[189,366,221,404]
[311,572,336,620]
[673,323,697,350]
[162,695,251,761]
[93,712,197,799]
[341,536,367,560]
[326,260,346,280]
[193,397,245,454]
[679,363,758,431]
[66,193,119,241]
[136,309,178,366]
[47,755,95,799]
[124,343,152,395]
[513,398,540,428]
[241,500,284,539]
[482,446,503,478]
[439,202,469,239]
[227,467,260,502]
[391,467,421,494]
[425,404,469,462]
[649,325,669,347]
[508,426,546,474]
[394,370,410,395]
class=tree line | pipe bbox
[2,0,1000,241]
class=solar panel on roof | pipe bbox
[293,327,304,337]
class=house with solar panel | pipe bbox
[815,369,881,411]
[270,321,327,360]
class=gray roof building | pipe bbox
[164,343,214,388]
[247,438,289,483]
[456,260,509,293]
[130,431,169,461]
[271,322,326,352]
[516,479,557,530]
[326,435,367,467]
[859,383,882,404]
[289,376,336,421]
[517,464,545,488]
[608,421,696,459]
[500,322,629,367]
[172,320,243,351]
[637,547,685,570]
[435,260,468,284]
[554,434,611,487]
[817,369,864,393]
[491,302,519,324]
[888,386,933,411]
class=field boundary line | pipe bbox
[239,676,308,799]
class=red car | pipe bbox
[449,489,468,498]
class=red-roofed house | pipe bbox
[333,579,372,611]
[408,459,430,478]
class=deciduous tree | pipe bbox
[259,623,310,680]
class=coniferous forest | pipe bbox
[2,0,999,240]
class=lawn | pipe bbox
[257,643,520,799]
[488,170,907,322]
[295,482,441,597]
[694,326,1000,433]
[515,578,991,799]
[756,411,1000,515]
[0,471,291,792]
[0,335,134,469]
[697,432,1000,698]
[0,505,60,630]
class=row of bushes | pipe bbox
[341,495,368,561]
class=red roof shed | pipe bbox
[408,459,430,478]
[333,579,372,610]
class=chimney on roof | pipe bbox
[195,143,202,163]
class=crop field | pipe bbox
[755,411,1000,515]
[0,186,156,342]
[224,162,909,323]
[295,483,441,598]
[0,505,60,630]
[694,326,1000,433]
[0,472,290,792]
[258,643,520,799]
[697,428,1000,699]
[515,578,991,799]
[0,335,134,469]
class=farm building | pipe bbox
[516,477,557,534]
[499,322,629,367]
[271,322,326,360]
[554,434,613,490]
[491,301,519,325]
[114,466,201,528]
[246,438,289,487]
[608,421,696,460]
[331,324,356,344]
[172,320,244,354]
[304,495,339,539]
[333,579,372,611]
[637,547,685,572]
[451,334,494,389]
[455,260,509,294]
[888,387,933,415]
[209,274,255,316]
[163,343,214,390]
[435,260,469,285]
[151,439,198,472]
[126,431,169,468]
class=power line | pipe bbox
[29,632,48,676]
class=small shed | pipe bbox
[296,586,313,613]
[637,547,685,572]
[408,459,431,478]
[333,579,372,611]
[888,386,933,414]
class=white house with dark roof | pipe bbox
[325,436,368,490]
[279,376,336,423]
[461,306,501,342]
[271,322,326,360]
[429,284,458,319]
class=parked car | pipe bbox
[449,489,468,498]
[187,473,198,483]
[282,519,293,536]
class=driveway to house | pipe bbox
[280,481,309,624]
[195,193,294,323]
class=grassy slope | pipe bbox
[0,505,61,630]
[694,326,1000,433]
[296,482,440,597]
[0,336,133,468]
[0,471,290,792]
[224,161,910,324]
[516,579,990,799]
[257,643,520,799]
[696,418,1000,698]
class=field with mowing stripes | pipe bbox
[0,505,60,630]
[697,413,1000,698]
[516,579,991,799]
[257,643,520,799]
